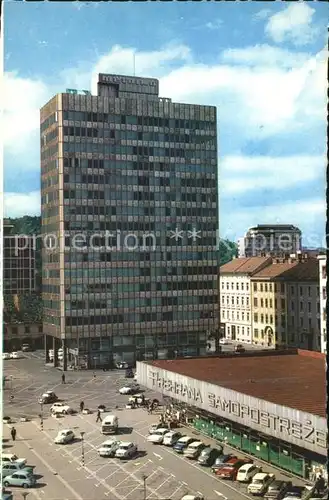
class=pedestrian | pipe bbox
[61,373,65,384]
[80,401,84,412]
[93,372,96,379]
[10,427,16,441]
[96,409,102,423]
[314,475,325,495]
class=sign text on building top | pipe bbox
[148,370,327,450]
[98,74,157,87]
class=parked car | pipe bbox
[219,338,230,345]
[149,422,164,434]
[98,440,121,458]
[3,471,36,489]
[248,473,275,496]
[10,352,22,359]
[2,454,27,467]
[2,463,34,478]
[115,442,138,459]
[173,436,196,454]
[2,353,10,360]
[21,344,32,352]
[237,464,262,483]
[184,441,207,459]
[216,459,252,480]
[50,402,72,414]
[54,429,75,444]
[119,385,140,395]
[234,344,245,353]
[264,481,293,500]
[181,496,204,500]
[198,447,223,466]
[211,454,238,472]
[163,431,182,446]
[39,391,58,404]
[147,429,170,444]
[116,361,129,369]
[283,487,304,499]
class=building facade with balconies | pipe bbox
[219,257,272,343]
[251,255,320,350]
[238,224,302,258]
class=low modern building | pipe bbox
[238,225,302,258]
[137,349,327,481]
[317,255,326,354]
[251,255,320,350]
[219,257,272,343]
[3,323,43,352]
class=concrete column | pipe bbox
[53,337,58,367]
[62,339,67,372]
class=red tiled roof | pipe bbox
[148,351,326,418]
[220,257,271,274]
[252,258,319,281]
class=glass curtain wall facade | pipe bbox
[41,74,219,368]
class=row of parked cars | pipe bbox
[145,427,307,499]
[2,352,23,360]
[2,454,37,489]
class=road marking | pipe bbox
[214,491,228,499]
[19,437,84,500]
[153,452,163,460]
[182,481,188,486]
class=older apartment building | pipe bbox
[219,257,272,343]
[317,255,326,353]
[250,255,321,350]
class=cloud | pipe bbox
[254,9,272,21]
[222,155,326,193]
[221,199,326,243]
[220,44,309,69]
[4,191,41,218]
[265,3,319,46]
[3,72,51,156]
[205,19,223,30]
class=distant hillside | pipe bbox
[7,215,41,235]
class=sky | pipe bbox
[3,1,328,246]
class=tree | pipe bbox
[219,238,238,266]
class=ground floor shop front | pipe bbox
[164,397,327,482]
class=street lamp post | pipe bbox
[21,492,29,500]
[142,474,147,500]
[40,403,44,431]
[80,431,85,467]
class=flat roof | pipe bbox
[147,350,326,418]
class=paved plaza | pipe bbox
[3,354,309,500]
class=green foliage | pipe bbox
[219,238,238,266]
[7,215,41,236]
[3,293,43,324]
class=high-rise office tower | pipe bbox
[41,74,218,369]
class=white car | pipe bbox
[51,402,72,414]
[54,429,75,444]
[237,464,261,483]
[248,473,275,495]
[98,440,121,457]
[2,353,11,360]
[10,352,22,359]
[181,496,204,500]
[219,338,230,345]
[163,431,182,446]
[119,385,140,395]
[115,442,138,459]
[147,428,169,444]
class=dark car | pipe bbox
[198,447,223,466]
[235,344,245,353]
[125,368,134,378]
[212,454,238,472]
[38,391,58,404]
[265,481,293,500]
[283,487,304,499]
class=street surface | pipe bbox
[3,353,308,500]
